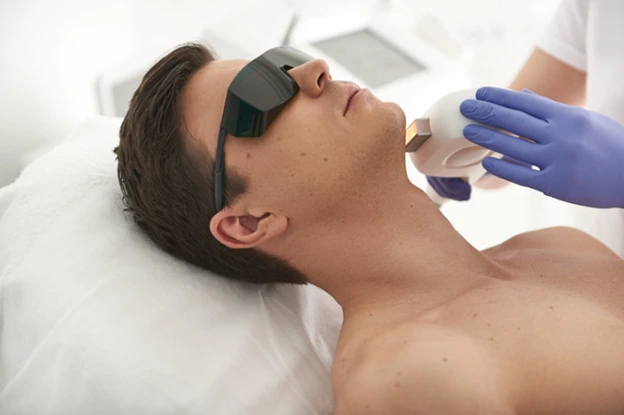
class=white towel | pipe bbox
[0,116,342,415]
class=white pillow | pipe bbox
[0,116,342,415]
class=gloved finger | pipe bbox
[460,100,549,142]
[440,178,471,201]
[474,86,553,120]
[464,125,548,166]
[427,176,470,199]
[426,176,447,198]
[482,156,544,192]
[482,155,533,178]
[501,155,535,168]
[426,176,471,201]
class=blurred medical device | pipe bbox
[97,1,470,122]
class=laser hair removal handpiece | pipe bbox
[405,88,503,207]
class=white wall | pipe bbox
[1,0,133,185]
[0,0,258,187]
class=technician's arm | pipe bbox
[508,47,586,106]
[509,0,589,102]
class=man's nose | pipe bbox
[288,59,331,98]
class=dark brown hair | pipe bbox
[114,42,306,284]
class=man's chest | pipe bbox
[434,269,624,414]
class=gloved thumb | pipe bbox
[521,88,536,94]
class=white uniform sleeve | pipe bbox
[537,0,590,71]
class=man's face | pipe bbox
[181,53,406,230]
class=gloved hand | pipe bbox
[425,176,471,201]
[460,87,624,208]
[426,157,530,201]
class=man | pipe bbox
[115,43,624,414]
[428,0,624,257]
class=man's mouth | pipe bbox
[344,83,361,116]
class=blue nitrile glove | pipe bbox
[426,176,471,201]
[426,157,530,201]
[460,86,624,208]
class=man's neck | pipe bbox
[289,180,500,317]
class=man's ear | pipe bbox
[210,207,288,249]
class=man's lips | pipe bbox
[344,83,361,115]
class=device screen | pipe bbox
[313,29,426,88]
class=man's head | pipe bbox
[115,42,407,285]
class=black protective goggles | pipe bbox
[214,46,314,212]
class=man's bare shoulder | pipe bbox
[334,324,514,415]
[484,226,619,258]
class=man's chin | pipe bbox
[388,104,408,143]
[387,102,406,125]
